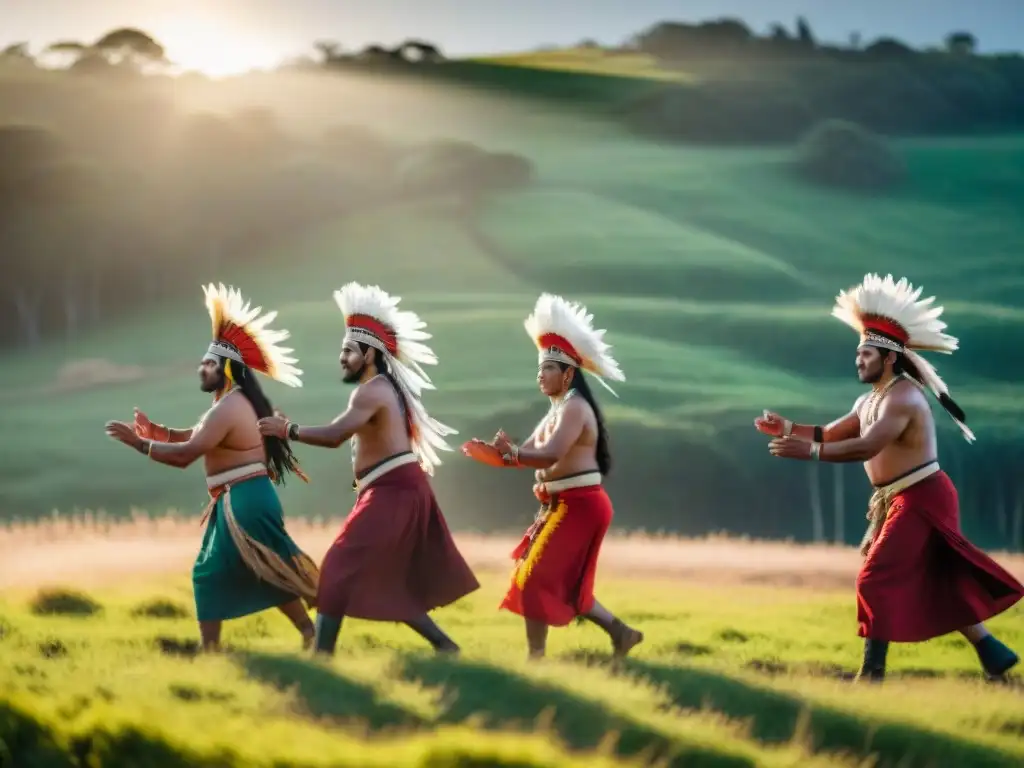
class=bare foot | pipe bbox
[613,627,644,658]
[301,629,315,651]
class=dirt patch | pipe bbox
[1,519,1023,593]
[53,358,147,393]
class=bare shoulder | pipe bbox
[888,379,928,412]
[351,376,391,408]
[209,391,247,420]
[562,393,594,422]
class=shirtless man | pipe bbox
[257,282,479,655]
[758,273,1022,681]
[463,293,644,659]
[104,283,319,651]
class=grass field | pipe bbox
[2,525,1023,768]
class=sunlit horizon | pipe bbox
[155,17,286,78]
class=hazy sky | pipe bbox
[5,0,1021,74]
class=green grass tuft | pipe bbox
[28,589,102,618]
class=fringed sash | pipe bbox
[859,460,940,555]
[200,461,320,608]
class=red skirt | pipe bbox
[500,484,612,626]
[317,462,480,620]
[857,470,1024,642]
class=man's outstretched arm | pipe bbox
[261,386,379,449]
[141,405,232,468]
[818,397,912,462]
[757,396,866,443]
[770,394,913,463]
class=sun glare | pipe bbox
[156,18,281,78]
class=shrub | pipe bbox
[396,139,534,197]
[794,119,906,191]
[28,588,102,617]
[130,598,190,620]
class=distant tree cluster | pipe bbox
[619,18,1024,143]
[0,29,532,351]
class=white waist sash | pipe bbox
[543,471,602,494]
[875,461,940,495]
[206,462,267,490]
[355,452,420,491]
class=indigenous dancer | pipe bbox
[463,293,643,660]
[257,282,479,655]
[758,273,1023,681]
[104,283,320,651]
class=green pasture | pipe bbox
[2,573,1023,767]
[1,101,1023,539]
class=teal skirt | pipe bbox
[192,475,320,622]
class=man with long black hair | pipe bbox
[257,282,479,655]
[758,273,1022,682]
[463,293,644,659]
[104,283,320,651]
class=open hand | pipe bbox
[133,407,155,439]
[769,436,812,460]
[105,420,141,450]
[493,429,515,455]
[258,415,288,439]
[754,410,787,437]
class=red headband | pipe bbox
[346,314,398,355]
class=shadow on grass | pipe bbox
[236,651,424,731]
[0,698,231,768]
[399,653,755,768]
[601,656,1022,768]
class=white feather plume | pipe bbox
[832,273,974,443]
[524,293,625,396]
[333,282,457,475]
[203,282,303,388]
[831,273,957,353]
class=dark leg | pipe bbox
[198,620,222,652]
[278,599,316,649]
[525,619,549,659]
[962,623,1020,678]
[314,613,344,656]
[405,614,460,653]
[583,599,644,657]
[855,638,889,682]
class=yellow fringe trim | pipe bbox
[860,487,898,557]
[513,500,568,590]
[222,487,321,608]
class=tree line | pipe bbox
[0,30,533,351]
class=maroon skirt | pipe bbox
[317,460,480,620]
[857,470,1024,642]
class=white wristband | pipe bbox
[783,419,794,436]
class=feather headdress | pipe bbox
[202,283,302,388]
[832,273,973,442]
[333,282,457,475]
[524,293,625,396]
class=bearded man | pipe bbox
[758,273,1023,681]
[104,283,319,651]
[258,282,480,655]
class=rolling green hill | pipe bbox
[2,99,1023,547]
